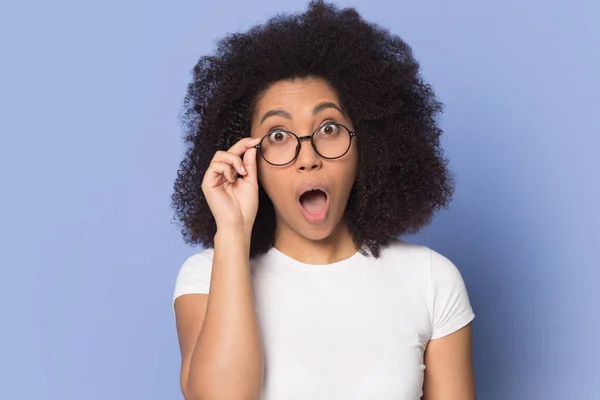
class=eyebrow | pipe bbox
[259,102,344,124]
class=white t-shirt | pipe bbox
[173,238,474,400]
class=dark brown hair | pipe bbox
[172,1,454,258]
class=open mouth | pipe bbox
[298,189,329,223]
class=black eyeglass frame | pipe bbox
[251,122,357,167]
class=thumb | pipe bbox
[242,147,258,186]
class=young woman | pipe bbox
[171,2,475,399]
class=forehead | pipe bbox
[254,77,340,113]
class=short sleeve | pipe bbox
[428,248,475,340]
[173,248,214,305]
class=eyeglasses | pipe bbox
[253,122,357,166]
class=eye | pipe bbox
[317,123,340,136]
[267,129,292,143]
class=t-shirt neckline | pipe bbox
[268,245,364,272]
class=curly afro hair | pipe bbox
[172,0,454,258]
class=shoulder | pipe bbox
[384,239,474,339]
[379,238,464,278]
[184,247,215,265]
[378,238,473,316]
[177,248,215,279]
[377,238,431,268]
[374,239,474,338]
[173,248,215,304]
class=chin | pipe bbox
[274,201,347,242]
[291,216,342,242]
[298,228,335,242]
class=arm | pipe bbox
[421,323,475,400]
[174,230,264,400]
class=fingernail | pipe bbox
[240,165,246,174]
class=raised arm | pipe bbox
[174,137,264,400]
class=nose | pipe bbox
[295,136,322,171]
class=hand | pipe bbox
[201,137,261,233]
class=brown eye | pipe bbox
[267,130,290,143]
[319,123,339,136]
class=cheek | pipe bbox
[340,150,358,190]
[257,160,267,187]
[258,164,290,206]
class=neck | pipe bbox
[273,217,358,265]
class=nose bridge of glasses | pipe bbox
[296,134,319,157]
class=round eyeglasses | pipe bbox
[253,122,357,166]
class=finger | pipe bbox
[242,147,258,186]
[223,163,236,183]
[207,160,236,185]
[227,137,262,157]
[213,150,246,176]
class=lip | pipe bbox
[296,181,331,225]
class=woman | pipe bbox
[172,1,475,399]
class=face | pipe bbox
[250,77,358,242]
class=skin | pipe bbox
[251,76,358,264]
[176,136,264,400]
[174,76,475,399]
[422,325,476,399]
